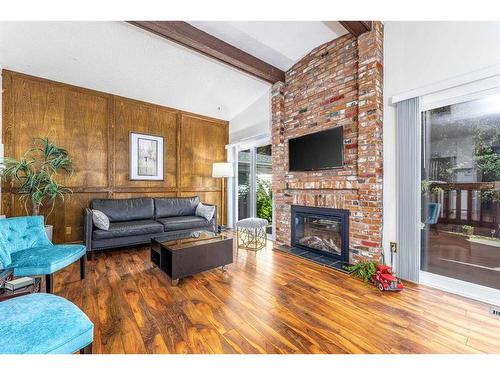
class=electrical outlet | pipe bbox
[65,226,71,235]
[390,242,398,253]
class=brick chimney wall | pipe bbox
[271,22,384,262]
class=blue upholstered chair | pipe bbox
[0,216,86,293]
[0,293,93,354]
[426,202,441,234]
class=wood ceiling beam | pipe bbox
[127,21,285,84]
[339,21,372,37]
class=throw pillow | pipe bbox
[92,209,110,231]
[195,203,215,222]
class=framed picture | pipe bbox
[129,132,164,180]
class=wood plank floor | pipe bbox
[55,237,500,354]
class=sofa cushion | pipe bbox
[0,293,93,354]
[93,220,164,240]
[154,197,200,219]
[91,198,155,222]
[157,216,210,232]
[10,244,86,277]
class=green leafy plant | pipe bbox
[462,225,474,236]
[345,261,377,283]
[1,138,74,218]
[421,180,444,195]
[256,178,273,223]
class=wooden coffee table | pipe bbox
[151,230,233,285]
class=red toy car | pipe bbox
[372,265,404,292]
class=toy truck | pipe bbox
[372,264,404,292]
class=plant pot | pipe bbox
[44,225,53,242]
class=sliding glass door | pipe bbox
[256,145,273,235]
[236,144,273,236]
[420,92,500,290]
[237,149,251,221]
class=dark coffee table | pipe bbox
[151,230,233,285]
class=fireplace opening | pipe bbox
[291,205,349,262]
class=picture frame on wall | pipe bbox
[129,132,164,180]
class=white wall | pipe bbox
[229,89,271,143]
[383,21,500,263]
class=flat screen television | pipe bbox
[288,127,343,171]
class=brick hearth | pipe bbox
[271,22,384,263]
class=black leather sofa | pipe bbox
[84,196,217,254]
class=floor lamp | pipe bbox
[212,162,234,231]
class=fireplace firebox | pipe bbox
[291,205,349,262]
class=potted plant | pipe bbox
[345,261,377,283]
[1,138,73,240]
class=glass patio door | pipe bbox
[420,92,500,291]
[237,149,252,221]
[236,144,273,236]
[256,145,273,235]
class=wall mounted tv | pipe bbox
[288,127,343,171]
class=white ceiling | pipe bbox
[189,21,348,71]
[0,21,269,121]
[0,21,347,122]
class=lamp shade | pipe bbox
[212,162,234,178]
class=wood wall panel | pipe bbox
[11,76,110,188]
[63,90,110,188]
[2,70,228,243]
[180,114,228,189]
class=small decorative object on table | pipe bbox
[4,276,35,291]
[236,217,268,251]
[0,268,42,302]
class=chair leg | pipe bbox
[80,256,86,280]
[80,343,92,354]
[45,273,54,294]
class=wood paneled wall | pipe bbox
[1,70,228,243]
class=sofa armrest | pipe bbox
[84,208,93,252]
[202,203,218,232]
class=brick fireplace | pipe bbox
[271,22,384,263]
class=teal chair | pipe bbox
[0,216,86,293]
[426,202,441,234]
[0,293,93,354]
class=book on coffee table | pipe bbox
[4,277,35,291]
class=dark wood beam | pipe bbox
[127,21,285,84]
[339,21,372,37]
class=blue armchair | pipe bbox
[426,202,441,234]
[0,216,86,293]
[0,293,93,354]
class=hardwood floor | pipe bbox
[55,237,500,354]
